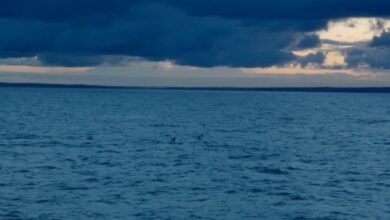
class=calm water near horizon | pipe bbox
[0,87,389,219]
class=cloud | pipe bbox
[341,31,390,69]
[297,52,326,67]
[0,4,301,68]
[240,66,358,76]
[296,35,321,49]
[370,31,390,47]
[162,0,390,20]
[3,1,390,22]
[0,65,93,73]
[346,47,390,69]
[0,1,389,68]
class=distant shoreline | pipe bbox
[2,82,390,93]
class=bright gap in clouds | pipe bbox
[318,18,390,43]
[267,17,390,74]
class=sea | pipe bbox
[0,87,389,220]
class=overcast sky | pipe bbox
[1,1,390,87]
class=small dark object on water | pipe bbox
[169,137,176,144]
[196,134,204,141]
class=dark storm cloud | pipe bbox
[0,0,389,67]
[161,0,390,20]
[2,0,389,22]
[295,35,321,50]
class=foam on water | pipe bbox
[0,88,389,219]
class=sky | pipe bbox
[1,1,390,87]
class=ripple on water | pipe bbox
[0,88,389,219]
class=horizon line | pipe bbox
[2,82,390,93]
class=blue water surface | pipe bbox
[0,88,389,220]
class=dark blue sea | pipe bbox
[1,87,389,220]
